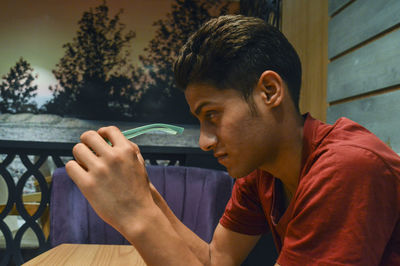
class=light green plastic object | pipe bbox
[107,123,184,145]
[122,123,184,139]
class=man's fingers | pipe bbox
[131,141,145,165]
[65,160,90,187]
[80,130,111,156]
[97,126,127,147]
[72,142,98,170]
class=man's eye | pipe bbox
[205,111,217,121]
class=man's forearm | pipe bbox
[151,184,211,265]
[121,205,205,266]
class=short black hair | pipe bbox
[174,15,302,110]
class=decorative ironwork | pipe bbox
[0,154,15,266]
[0,140,220,265]
[0,142,73,266]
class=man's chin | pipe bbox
[226,167,253,179]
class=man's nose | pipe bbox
[199,130,217,151]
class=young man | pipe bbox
[66,15,400,265]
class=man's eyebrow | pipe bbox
[194,102,210,116]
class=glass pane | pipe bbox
[58,156,73,166]
[0,225,5,249]
[23,176,37,195]
[6,155,26,185]
[155,159,171,166]
[20,225,39,248]
[0,154,6,164]
[0,175,9,206]
[38,157,56,185]
[0,216,19,248]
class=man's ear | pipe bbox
[256,70,284,108]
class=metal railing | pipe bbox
[0,140,221,265]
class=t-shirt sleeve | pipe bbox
[278,146,399,266]
[220,170,269,235]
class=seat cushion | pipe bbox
[50,165,234,246]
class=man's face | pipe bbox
[185,83,279,178]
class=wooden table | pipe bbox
[23,244,146,265]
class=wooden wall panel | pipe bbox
[328,28,400,102]
[327,89,400,152]
[282,0,328,122]
[328,0,351,16]
[329,0,400,58]
[328,0,400,152]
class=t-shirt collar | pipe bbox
[300,112,335,174]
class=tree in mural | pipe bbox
[134,0,231,123]
[240,0,280,27]
[0,57,38,114]
[44,1,141,120]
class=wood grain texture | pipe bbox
[282,0,328,121]
[328,0,351,16]
[23,244,146,266]
[329,0,400,58]
[327,88,400,152]
[327,28,400,102]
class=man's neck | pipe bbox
[261,113,305,198]
[276,128,304,199]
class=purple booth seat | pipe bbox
[50,165,234,247]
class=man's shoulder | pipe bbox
[297,144,400,212]
[307,143,400,186]
[323,143,389,166]
[313,116,400,171]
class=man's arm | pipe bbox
[211,224,262,265]
[149,183,210,263]
[66,126,261,265]
[150,183,262,265]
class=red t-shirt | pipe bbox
[220,114,400,265]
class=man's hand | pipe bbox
[65,126,206,265]
[65,126,155,234]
